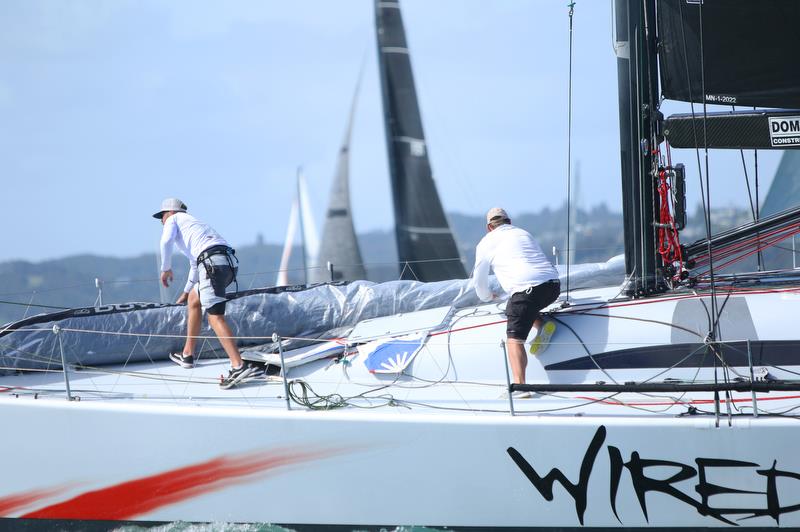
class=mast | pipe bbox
[310,76,368,283]
[615,0,663,297]
[375,0,466,281]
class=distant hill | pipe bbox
[0,204,754,325]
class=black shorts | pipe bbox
[505,280,561,341]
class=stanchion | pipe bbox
[747,339,759,417]
[501,340,515,416]
[53,325,73,401]
[274,332,292,411]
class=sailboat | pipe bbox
[757,151,800,270]
[375,0,466,282]
[3,0,800,528]
[275,168,319,286]
[308,77,368,284]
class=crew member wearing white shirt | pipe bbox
[473,207,560,387]
[154,198,257,390]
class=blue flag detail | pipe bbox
[364,337,425,374]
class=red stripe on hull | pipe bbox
[21,448,334,520]
[0,487,68,516]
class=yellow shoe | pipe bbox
[529,320,556,355]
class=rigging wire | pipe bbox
[563,1,576,304]
[4,302,800,419]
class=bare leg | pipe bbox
[207,314,243,368]
[507,338,527,384]
[182,289,202,356]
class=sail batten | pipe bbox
[375,0,466,281]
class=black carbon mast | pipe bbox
[615,0,664,297]
[375,0,466,281]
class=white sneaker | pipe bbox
[529,320,556,355]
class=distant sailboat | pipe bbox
[309,76,368,283]
[375,0,466,281]
[757,151,800,269]
[276,168,319,286]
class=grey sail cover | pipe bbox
[375,0,467,281]
[310,78,367,283]
[0,256,624,375]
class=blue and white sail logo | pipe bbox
[363,335,426,374]
[769,116,800,147]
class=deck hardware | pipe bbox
[52,324,73,402]
[274,332,292,411]
[501,340,515,416]
[747,339,759,417]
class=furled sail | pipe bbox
[0,258,622,375]
[657,0,800,109]
[309,77,367,283]
[375,0,466,281]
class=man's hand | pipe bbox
[161,269,174,288]
[175,291,188,305]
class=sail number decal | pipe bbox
[508,425,800,526]
[769,116,800,147]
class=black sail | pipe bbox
[657,0,800,109]
[310,80,368,283]
[375,0,466,281]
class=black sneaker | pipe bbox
[219,363,258,390]
[169,352,194,369]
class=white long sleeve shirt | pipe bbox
[472,224,558,302]
[159,212,228,293]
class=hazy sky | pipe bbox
[0,1,781,261]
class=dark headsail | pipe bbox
[310,78,368,283]
[375,0,466,281]
[657,0,800,109]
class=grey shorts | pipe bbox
[197,253,237,314]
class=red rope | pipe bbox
[655,148,685,282]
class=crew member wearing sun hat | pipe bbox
[472,207,560,389]
[154,198,257,390]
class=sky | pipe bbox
[0,0,782,262]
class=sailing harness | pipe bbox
[197,245,239,295]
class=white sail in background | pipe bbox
[276,169,319,286]
[297,170,320,273]
[276,198,299,286]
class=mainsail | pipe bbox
[657,0,800,109]
[375,0,466,282]
[309,78,367,283]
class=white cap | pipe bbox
[486,207,509,224]
[152,198,187,219]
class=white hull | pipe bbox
[2,283,800,527]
